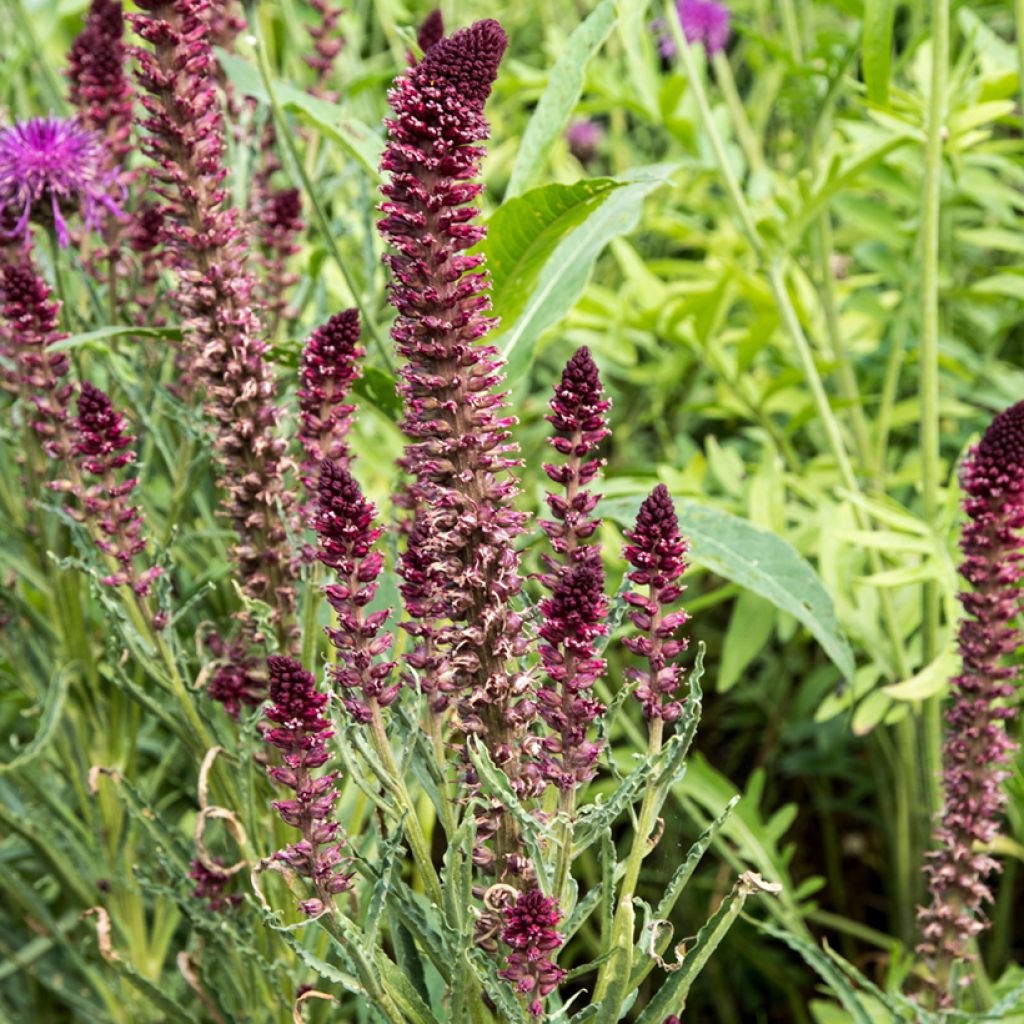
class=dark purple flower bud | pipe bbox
[264,655,352,913]
[67,0,134,164]
[623,484,690,721]
[0,258,72,460]
[316,460,398,722]
[132,0,297,632]
[417,9,445,54]
[298,308,362,490]
[0,117,125,247]
[498,889,567,1018]
[188,858,241,913]
[72,382,162,596]
[257,186,303,331]
[917,402,1024,998]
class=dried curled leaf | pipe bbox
[194,805,248,876]
[293,989,337,1023]
[81,907,117,960]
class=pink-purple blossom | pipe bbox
[498,888,566,1018]
[623,484,690,722]
[655,0,731,58]
[0,116,125,246]
[918,401,1024,996]
[565,118,604,163]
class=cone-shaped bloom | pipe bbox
[417,9,445,54]
[298,309,363,490]
[379,19,537,873]
[622,484,690,722]
[264,655,353,915]
[918,402,1024,994]
[316,460,399,723]
[0,259,72,460]
[67,0,134,162]
[72,382,162,596]
[0,117,124,246]
[132,0,296,628]
[498,888,566,1018]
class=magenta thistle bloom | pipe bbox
[0,116,125,247]
[264,655,353,915]
[67,0,134,163]
[133,0,297,631]
[379,20,536,872]
[0,259,72,460]
[498,888,566,1018]
[917,402,1024,995]
[623,484,690,722]
[72,382,162,596]
[565,118,603,163]
[655,0,731,58]
[316,459,399,723]
[417,9,445,54]
[298,309,363,490]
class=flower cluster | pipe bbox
[257,186,303,332]
[498,889,567,1018]
[297,309,363,491]
[69,382,162,597]
[132,0,296,630]
[316,459,399,723]
[67,0,134,163]
[205,632,265,719]
[304,0,344,97]
[264,655,352,915]
[0,259,73,460]
[416,9,445,55]
[0,116,124,247]
[378,20,536,873]
[188,858,240,914]
[655,0,731,58]
[918,401,1024,993]
[565,118,603,164]
[623,484,690,722]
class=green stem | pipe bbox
[711,52,765,176]
[920,0,949,826]
[552,788,576,907]
[247,5,393,374]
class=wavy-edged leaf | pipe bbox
[601,496,855,682]
[0,665,69,775]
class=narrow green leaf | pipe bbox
[48,325,183,352]
[862,0,896,106]
[0,666,69,775]
[601,496,855,682]
[506,0,618,197]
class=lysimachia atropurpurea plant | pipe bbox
[2,0,1024,1020]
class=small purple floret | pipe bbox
[655,0,732,58]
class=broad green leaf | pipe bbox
[484,166,677,382]
[601,496,855,682]
[506,0,619,198]
[217,50,383,175]
[862,0,896,106]
[718,591,775,691]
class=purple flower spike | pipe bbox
[265,655,353,914]
[417,9,445,54]
[918,402,1024,997]
[73,382,162,597]
[316,460,399,723]
[305,0,344,98]
[67,0,134,163]
[622,484,690,722]
[0,117,125,246]
[498,888,567,1018]
[0,259,72,460]
[298,309,363,490]
[257,187,303,330]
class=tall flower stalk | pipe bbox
[917,401,1024,1005]
[132,0,297,641]
[377,19,535,879]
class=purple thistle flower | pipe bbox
[0,116,125,247]
[622,484,690,723]
[257,187,303,333]
[67,0,134,164]
[655,0,731,58]
[917,402,1024,997]
[72,382,162,597]
[379,20,537,874]
[417,9,445,55]
[264,654,353,915]
[565,118,603,164]
[0,258,73,460]
[132,0,297,633]
[316,459,399,723]
[498,888,567,1018]
[298,309,363,490]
